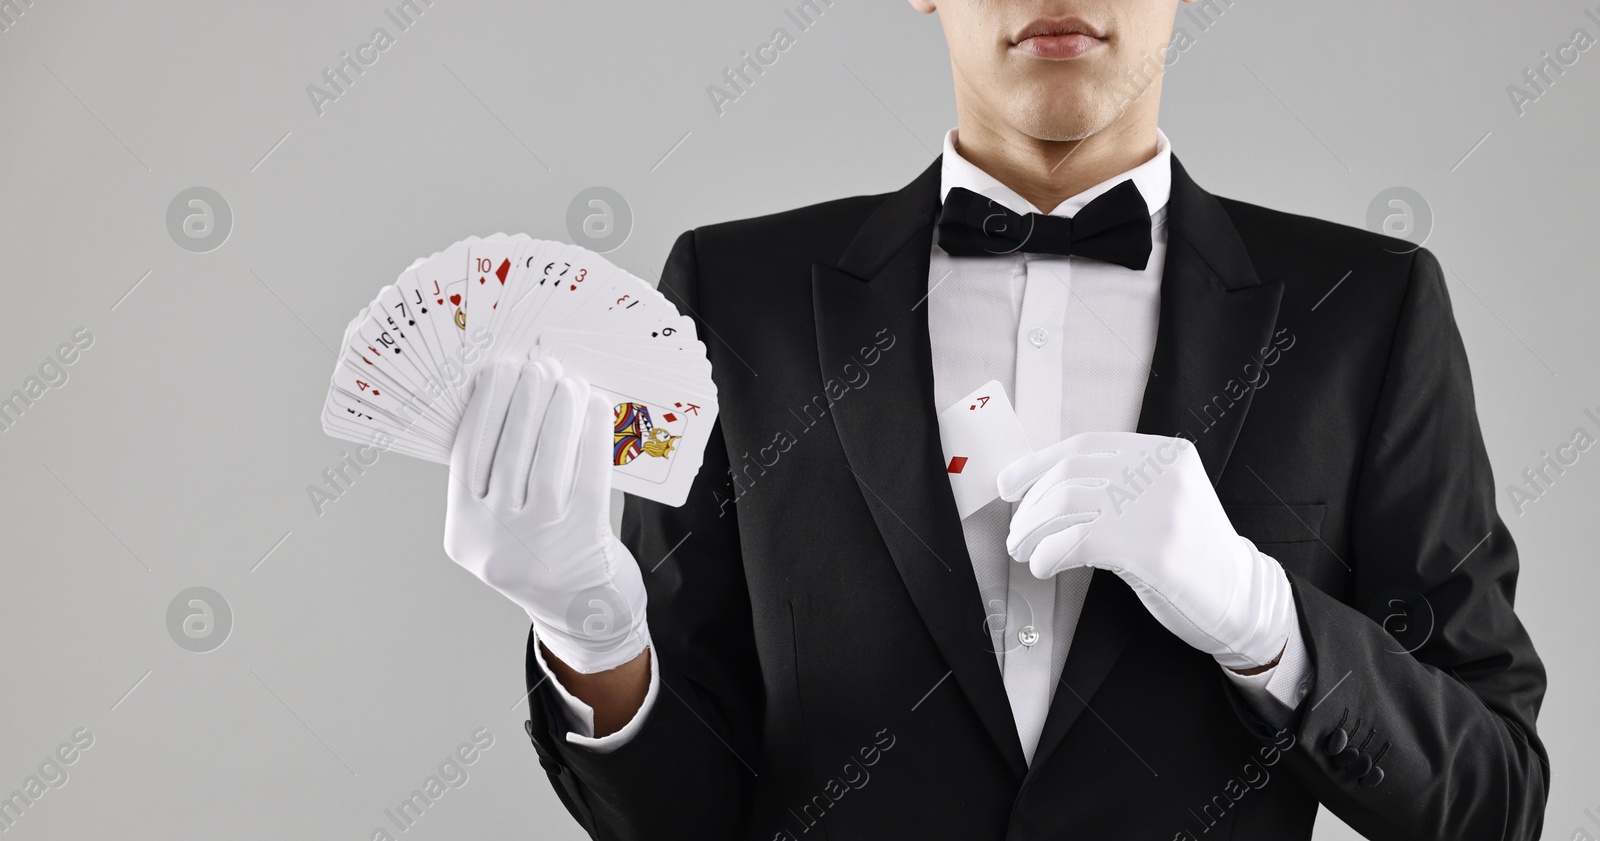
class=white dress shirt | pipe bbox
[930,127,1308,763]
[537,127,1311,755]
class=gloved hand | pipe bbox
[997,431,1292,671]
[444,356,650,674]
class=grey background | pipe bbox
[1,0,1595,838]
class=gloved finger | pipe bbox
[450,359,521,500]
[527,352,564,381]
[567,390,616,520]
[1007,482,1103,562]
[997,438,1073,502]
[489,358,562,508]
[1026,525,1099,581]
[1013,455,1109,512]
[998,435,1121,502]
[529,376,591,514]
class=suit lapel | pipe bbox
[1131,157,1286,480]
[813,157,1031,779]
[1025,155,1286,776]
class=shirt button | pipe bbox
[1028,327,1049,347]
[1018,625,1040,647]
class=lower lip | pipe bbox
[1014,33,1104,60]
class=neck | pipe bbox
[951,110,1161,215]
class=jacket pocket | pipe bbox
[1222,502,1327,546]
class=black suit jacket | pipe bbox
[523,156,1549,840]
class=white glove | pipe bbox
[443,356,649,674]
[997,431,1292,671]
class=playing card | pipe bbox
[465,234,522,344]
[536,328,710,375]
[530,244,618,331]
[566,271,671,332]
[393,266,468,414]
[374,284,460,413]
[937,380,1033,519]
[320,235,720,505]
[540,344,718,508]
[413,237,477,350]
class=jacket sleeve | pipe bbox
[522,229,762,840]
[1231,246,1550,841]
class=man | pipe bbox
[441,1,1549,838]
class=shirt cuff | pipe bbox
[1220,601,1312,731]
[532,628,660,754]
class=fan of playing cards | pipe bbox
[320,234,718,507]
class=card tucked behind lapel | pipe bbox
[937,380,1033,519]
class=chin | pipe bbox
[1001,87,1119,143]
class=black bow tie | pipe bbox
[935,180,1153,270]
